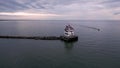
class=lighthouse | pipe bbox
[64,25,74,37]
[60,24,78,42]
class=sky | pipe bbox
[0,0,120,20]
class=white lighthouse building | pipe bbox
[60,24,78,42]
[64,25,74,37]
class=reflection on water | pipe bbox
[63,41,77,50]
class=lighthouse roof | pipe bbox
[65,25,74,32]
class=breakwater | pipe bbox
[79,25,100,31]
[0,36,60,40]
[0,35,78,42]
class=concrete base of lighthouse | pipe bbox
[60,35,78,42]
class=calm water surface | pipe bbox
[0,20,120,68]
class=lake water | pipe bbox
[0,20,120,68]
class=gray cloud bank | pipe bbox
[0,0,120,20]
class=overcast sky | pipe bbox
[0,0,120,20]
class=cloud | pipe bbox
[99,0,120,16]
[0,0,120,20]
[101,0,120,8]
[0,0,104,12]
[0,0,29,12]
[114,12,120,15]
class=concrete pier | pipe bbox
[0,35,78,42]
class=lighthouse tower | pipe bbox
[64,25,74,37]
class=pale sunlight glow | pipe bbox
[0,12,59,16]
[0,12,61,20]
